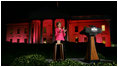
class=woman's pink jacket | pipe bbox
[55,27,66,41]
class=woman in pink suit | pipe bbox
[55,22,67,44]
[54,22,67,61]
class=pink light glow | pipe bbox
[6,19,111,47]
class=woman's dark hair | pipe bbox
[56,22,61,26]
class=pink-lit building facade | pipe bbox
[6,16,111,47]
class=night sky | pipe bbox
[1,1,117,44]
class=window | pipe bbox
[24,39,27,43]
[102,37,105,44]
[101,25,105,31]
[17,39,20,43]
[24,28,27,33]
[10,39,12,43]
[84,37,88,42]
[75,26,78,32]
[10,29,13,34]
[10,32,13,34]
[43,38,47,44]
[43,38,46,41]
[43,27,46,33]
[17,29,20,34]
[75,37,78,43]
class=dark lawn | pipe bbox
[1,42,117,66]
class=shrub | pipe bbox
[11,54,49,66]
[86,61,117,66]
[49,59,86,66]
[49,59,117,66]
[98,53,105,59]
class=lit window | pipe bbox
[102,37,105,44]
[102,41,106,44]
[43,27,46,33]
[43,38,47,44]
[101,25,105,31]
[75,26,78,32]
[75,37,78,43]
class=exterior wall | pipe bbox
[68,19,111,47]
[6,18,111,47]
[31,20,41,44]
[6,23,29,43]
[42,19,53,43]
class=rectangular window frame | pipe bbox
[101,25,105,31]
[24,39,27,43]
[102,37,106,44]
[17,39,20,43]
[75,26,78,32]
[24,28,27,34]
[17,29,20,34]
[43,27,46,33]
[10,39,12,43]
[75,37,78,43]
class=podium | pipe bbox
[80,25,102,62]
[53,43,64,61]
[85,36,99,62]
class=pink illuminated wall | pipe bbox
[6,18,111,47]
[42,19,53,43]
[6,23,29,43]
[68,19,111,47]
[31,20,41,44]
